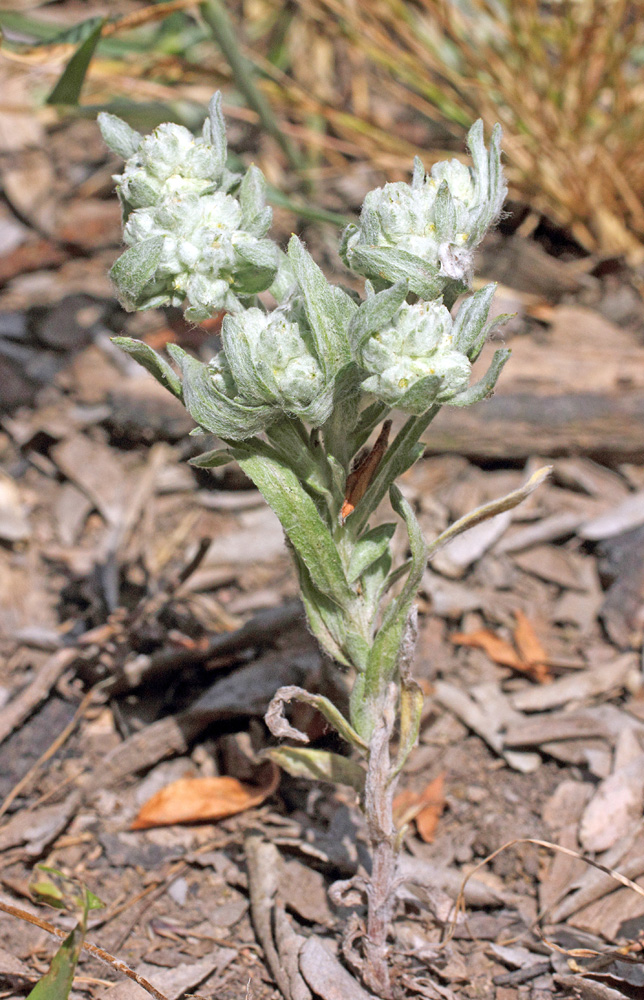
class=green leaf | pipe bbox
[451,283,496,356]
[111,337,183,400]
[46,18,105,105]
[27,925,83,1000]
[288,236,354,379]
[29,867,104,918]
[447,348,510,407]
[109,238,164,309]
[345,245,444,300]
[97,112,141,159]
[361,548,392,619]
[432,181,457,241]
[206,91,227,175]
[267,747,365,793]
[358,486,427,739]
[349,280,408,354]
[295,554,352,666]
[394,374,442,415]
[426,465,551,561]
[239,164,271,236]
[233,239,279,293]
[231,443,354,607]
[266,419,334,507]
[347,523,396,584]
[188,448,234,468]
[167,344,275,439]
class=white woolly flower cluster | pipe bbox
[359,300,471,412]
[341,120,506,300]
[99,95,279,321]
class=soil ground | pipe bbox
[2,26,644,1000]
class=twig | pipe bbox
[0,899,169,1000]
[0,648,78,749]
[108,599,303,694]
[0,685,101,819]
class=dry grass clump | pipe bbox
[272,0,644,259]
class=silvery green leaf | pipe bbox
[342,631,372,673]
[111,336,182,400]
[232,442,354,607]
[468,311,512,362]
[344,244,444,300]
[467,119,487,203]
[393,374,443,415]
[267,747,366,793]
[360,485,427,734]
[447,347,510,407]
[109,237,164,310]
[451,282,496,356]
[239,165,271,236]
[432,180,457,242]
[167,344,275,439]
[97,112,141,159]
[360,548,392,620]
[426,466,551,562]
[288,236,353,379]
[233,239,280,293]
[268,252,297,303]
[294,552,352,666]
[349,280,408,354]
[188,448,234,468]
[292,382,335,426]
[206,91,226,177]
[266,418,334,506]
[347,523,396,584]
[411,155,425,189]
[349,673,377,742]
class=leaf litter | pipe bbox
[1,32,644,1000]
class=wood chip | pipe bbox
[0,471,30,542]
[512,545,591,591]
[510,654,636,712]
[433,680,541,772]
[579,754,644,852]
[580,490,644,541]
[0,648,77,747]
[299,936,377,1000]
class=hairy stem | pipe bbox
[362,685,399,999]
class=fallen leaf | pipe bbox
[131,762,279,830]
[393,773,445,842]
[451,611,552,682]
[513,609,551,682]
[450,628,522,669]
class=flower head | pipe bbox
[341,120,506,299]
[358,300,471,413]
[99,94,279,319]
[221,306,331,423]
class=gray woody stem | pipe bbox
[362,684,399,999]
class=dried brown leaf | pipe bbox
[450,628,522,669]
[393,773,445,843]
[513,609,552,682]
[131,763,279,830]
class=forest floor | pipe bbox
[2,33,644,1000]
